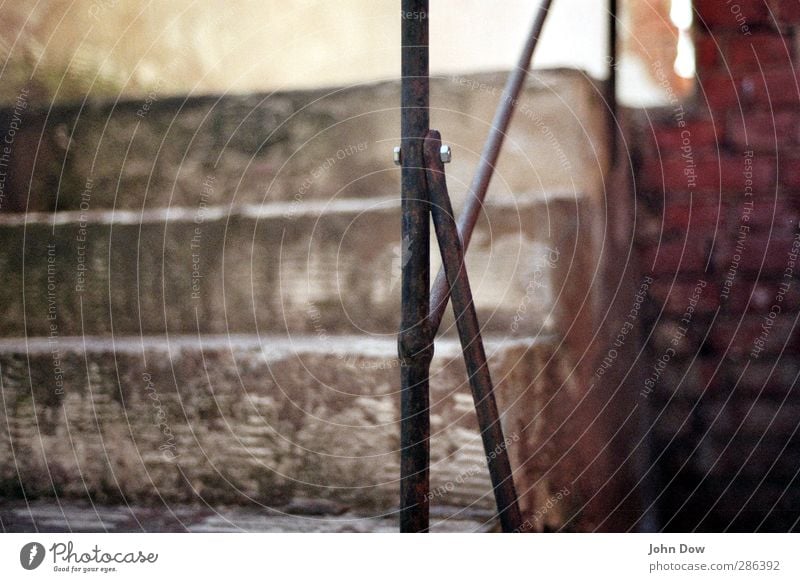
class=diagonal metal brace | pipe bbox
[423,130,523,533]
[427,0,553,336]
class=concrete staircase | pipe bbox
[0,70,610,528]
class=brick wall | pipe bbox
[633,0,800,531]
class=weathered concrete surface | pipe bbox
[2,71,605,213]
[0,335,577,518]
[0,68,634,531]
[0,197,580,337]
[0,501,495,533]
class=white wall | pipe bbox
[0,0,668,105]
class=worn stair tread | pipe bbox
[0,195,581,337]
[12,71,604,213]
[0,500,495,533]
[0,333,556,355]
[0,333,563,509]
[0,191,584,227]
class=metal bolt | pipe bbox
[439,144,452,163]
[393,146,402,166]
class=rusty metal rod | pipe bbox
[428,0,553,335]
[608,0,618,166]
[398,0,433,534]
[424,130,523,533]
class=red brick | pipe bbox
[636,205,665,244]
[646,119,720,156]
[726,109,800,151]
[745,403,800,435]
[700,69,800,111]
[724,277,800,312]
[649,279,721,314]
[780,155,800,187]
[739,196,800,233]
[650,319,707,356]
[642,237,711,274]
[695,0,769,29]
[767,0,800,25]
[695,356,727,391]
[695,34,720,73]
[715,232,800,273]
[653,399,697,437]
[638,200,727,243]
[734,357,800,396]
[728,33,793,71]
[743,69,800,107]
[709,400,800,437]
[651,189,726,207]
[709,315,796,356]
[663,202,726,233]
[640,153,776,193]
[697,32,792,73]
[699,72,742,110]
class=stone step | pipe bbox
[0,333,565,511]
[0,195,583,337]
[0,500,496,533]
[5,70,605,213]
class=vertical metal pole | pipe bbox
[607,0,618,166]
[399,0,432,533]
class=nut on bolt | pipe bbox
[395,144,450,164]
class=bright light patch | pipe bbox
[670,0,693,30]
[674,31,696,78]
[670,0,695,79]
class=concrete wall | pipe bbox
[0,0,684,107]
[0,70,633,529]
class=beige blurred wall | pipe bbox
[0,0,674,105]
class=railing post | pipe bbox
[608,0,618,165]
[399,0,432,533]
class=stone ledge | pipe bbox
[0,70,606,212]
[0,197,583,337]
[0,333,570,517]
